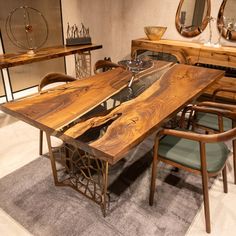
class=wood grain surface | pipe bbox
[1,61,224,164]
[0,44,102,69]
[1,67,133,130]
[131,38,236,101]
[131,39,236,68]
[131,39,202,64]
[61,64,224,163]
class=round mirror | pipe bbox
[217,0,236,41]
[175,0,211,37]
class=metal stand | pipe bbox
[75,51,91,79]
[46,133,109,216]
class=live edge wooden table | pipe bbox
[0,61,224,216]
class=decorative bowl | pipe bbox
[144,26,167,41]
[118,59,153,73]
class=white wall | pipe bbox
[224,0,236,19]
[61,0,81,76]
[61,0,236,74]
[61,0,124,76]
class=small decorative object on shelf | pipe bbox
[144,26,167,41]
[214,21,224,48]
[66,23,91,46]
[5,6,48,56]
[204,16,215,47]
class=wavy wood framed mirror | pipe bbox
[217,0,236,41]
[175,0,211,37]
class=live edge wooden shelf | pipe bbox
[131,38,236,101]
[0,44,103,69]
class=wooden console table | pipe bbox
[0,44,102,101]
[131,39,236,101]
[0,44,102,69]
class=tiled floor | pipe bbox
[0,113,236,235]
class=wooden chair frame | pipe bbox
[212,88,236,101]
[182,101,236,132]
[38,73,76,155]
[192,88,236,132]
[192,88,236,133]
[93,60,123,74]
[150,107,236,233]
[183,90,236,184]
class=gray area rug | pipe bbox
[0,151,210,236]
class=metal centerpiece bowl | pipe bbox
[118,59,153,73]
[144,26,167,41]
[117,59,153,100]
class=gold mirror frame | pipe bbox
[175,0,211,37]
[217,0,236,41]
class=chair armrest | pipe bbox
[180,103,236,129]
[213,88,236,100]
[157,127,236,143]
[192,104,235,119]
[197,101,236,113]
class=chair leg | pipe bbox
[233,139,236,185]
[200,142,211,233]
[201,170,211,233]
[149,145,158,206]
[39,130,43,155]
[222,165,228,193]
[65,143,71,170]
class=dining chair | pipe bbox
[187,88,236,184]
[38,72,76,155]
[191,88,236,133]
[93,59,122,74]
[149,105,236,233]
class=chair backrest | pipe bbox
[180,102,236,131]
[93,60,123,74]
[38,73,76,92]
[212,88,236,103]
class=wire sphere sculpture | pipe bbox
[5,6,48,54]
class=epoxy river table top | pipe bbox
[1,60,224,164]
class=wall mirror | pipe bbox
[175,0,211,37]
[217,0,236,41]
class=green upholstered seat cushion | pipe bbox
[196,112,232,131]
[158,134,230,173]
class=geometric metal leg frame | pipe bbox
[46,133,109,216]
[75,51,91,79]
